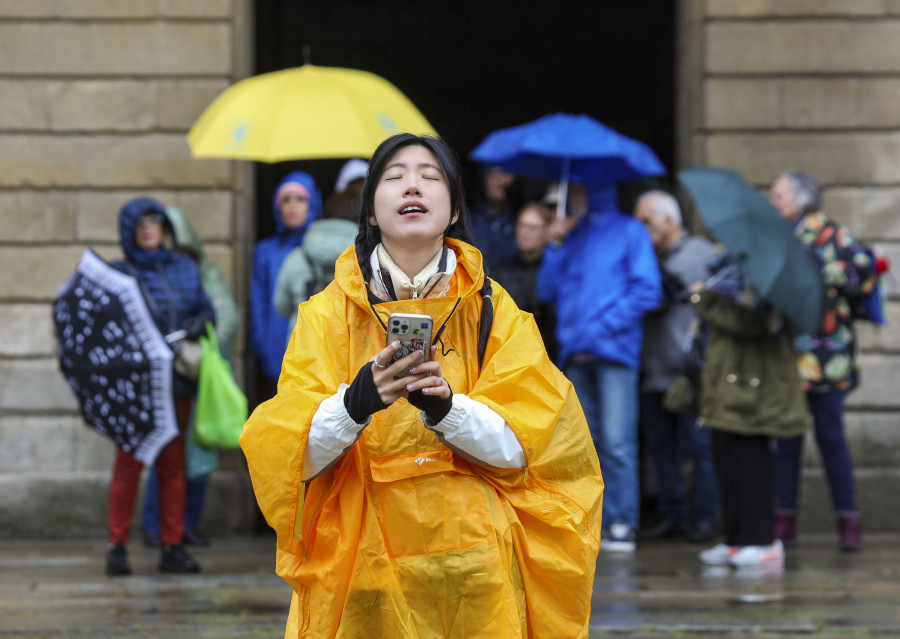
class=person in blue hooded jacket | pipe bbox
[537,180,662,552]
[250,172,322,395]
[107,197,215,576]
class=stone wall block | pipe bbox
[846,353,900,409]
[705,133,900,185]
[845,412,900,468]
[73,424,117,472]
[0,80,49,129]
[0,473,110,538]
[0,246,98,301]
[0,192,77,242]
[0,417,80,472]
[824,188,900,240]
[0,23,230,76]
[0,0,233,19]
[0,135,231,188]
[783,79,860,130]
[704,79,781,129]
[785,79,900,130]
[159,0,232,18]
[707,22,900,73]
[796,469,899,532]
[155,80,230,129]
[708,78,900,131]
[708,0,893,17]
[0,304,56,356]
[0,359,79,412]
[857,303,900,350]
[204,245,234,286]
[76,190,234,243]
[0,1,155,19]
[0,80,231,132]
[47,81,154,131]
[171,192,235,242]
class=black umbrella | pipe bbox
[53,250,179,465]
[678,166,825,334]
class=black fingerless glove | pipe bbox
[408,381,453,425]
[343,362,389,424]
[181,313,213,340]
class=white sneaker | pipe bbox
[603,521,636,553]
[699,543,739,566]
[729,539,784,568]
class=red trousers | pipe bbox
[108,398,192,546]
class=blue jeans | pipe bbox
[640,392,718,525]
[776,390,857,514]
[566,360,639,529]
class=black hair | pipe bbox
[356,134,494,369]
[355,133,473,281]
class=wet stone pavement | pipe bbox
[0,534,898,638]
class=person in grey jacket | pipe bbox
[634,190,720,543]
[273,217,359,345]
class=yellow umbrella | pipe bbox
[186,65,438,163]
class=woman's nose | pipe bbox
[403,178,421,196]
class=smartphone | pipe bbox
[385,313,434,378]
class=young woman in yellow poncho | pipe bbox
[240,134,604,638]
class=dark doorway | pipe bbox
[252,1,676,238]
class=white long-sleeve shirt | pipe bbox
[301,386,526,481]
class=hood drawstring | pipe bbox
[366,277,494,370]
[432,298,462,358]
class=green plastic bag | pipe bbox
[194,323,248,449]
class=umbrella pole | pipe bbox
[557,158,570,219]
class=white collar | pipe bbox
[369,243,456,301]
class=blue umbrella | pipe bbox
[678,166,825,334]
[471,113,666,216]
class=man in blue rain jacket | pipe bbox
[538,180,661,552]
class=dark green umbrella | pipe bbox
[678,166,825,334]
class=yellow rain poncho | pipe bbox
[241,239,603,638]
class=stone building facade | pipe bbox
[680,0,900,533]
[0,0,257,537]
[0,1,897,537]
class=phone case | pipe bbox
[385,313,434,378]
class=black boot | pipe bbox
[106,543,132,576]
[159,544,201,573]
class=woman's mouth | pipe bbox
[399,204,427,216]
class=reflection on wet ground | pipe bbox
[0,534,897,637]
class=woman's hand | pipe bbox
[370,340,431,404]
[405,345,453,424]
[404,345,450,399]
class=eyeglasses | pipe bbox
[137,212,165,227]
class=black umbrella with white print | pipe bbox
[53,250,178,465]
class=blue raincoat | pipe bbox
[112,197,214,336]
[537,182,661,369]
[250,172,322,382]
